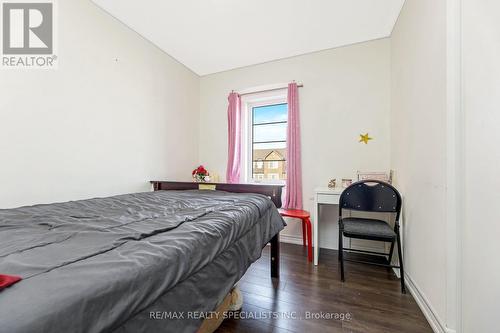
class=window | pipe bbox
[242,92,288,183]
[267,173,279,180]
[268,161,279,169]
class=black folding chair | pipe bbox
[338,180,406,293]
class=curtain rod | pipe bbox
[236,83,303,96]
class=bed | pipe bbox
[0,182,285,333]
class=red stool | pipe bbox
[278,209,312,262]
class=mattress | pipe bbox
[0,190,285,333]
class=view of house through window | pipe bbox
[252,103,288,182]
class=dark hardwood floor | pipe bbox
[216,243,432,333]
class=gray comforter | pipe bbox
[0,190,285,333]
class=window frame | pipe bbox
[241,90,287,185]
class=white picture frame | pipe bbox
[357,171,392,183]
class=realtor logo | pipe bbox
[1,0,57,68]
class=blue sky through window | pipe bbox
[252,103,288,149]
[253,103,288,124]
[252,103,287,181]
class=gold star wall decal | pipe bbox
[359,133,373,144]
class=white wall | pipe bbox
[462,1,500,332]
[390,0,449,331]
[0,0,199,208]
[199,39,391,249]
[4,2,492,331]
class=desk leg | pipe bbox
[313,197,319,266]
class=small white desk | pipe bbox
[313,187,344,266]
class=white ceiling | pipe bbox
[92,0,405,76]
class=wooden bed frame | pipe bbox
[150,181,283,279]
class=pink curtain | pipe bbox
[226,92,241,183]
[283,83,303,209]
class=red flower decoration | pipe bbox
[192,165,209,177]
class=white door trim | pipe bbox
[445,0,463,331]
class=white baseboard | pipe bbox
[279,234,386,252]
[405,273,455,333]
[279,234,304,245]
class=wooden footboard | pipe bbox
[150,181,283,208]
[150,181,283,279]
